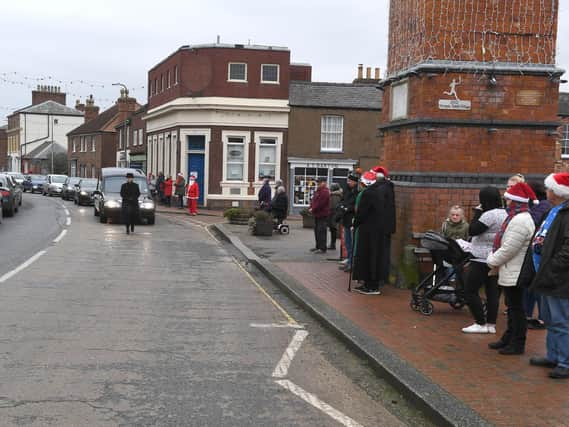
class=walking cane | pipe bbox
[347,226,356,292]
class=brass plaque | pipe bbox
[516,90,543,106]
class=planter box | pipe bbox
[253,221,274,236]
[228,213,251,225]
[301,214,314,229]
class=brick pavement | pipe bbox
[224,221,569,427]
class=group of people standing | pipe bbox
[451,172,569,380]
[308,166,396,295]
[149,172,200,215]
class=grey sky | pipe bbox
[1,0,569,125]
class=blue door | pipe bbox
[188,153,205,205]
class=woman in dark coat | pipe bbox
[352,171,387,295]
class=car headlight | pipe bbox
[104,200,121,209]
[80,191,88,196]
[141,201,155,209]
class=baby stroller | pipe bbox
[410,231,471,316]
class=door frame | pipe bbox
[180,128,210,206]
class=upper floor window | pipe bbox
[149,80,153,97]
[80,136,85,152]
[91,136,96,152]
[174,66,178,84]
[167,71,171,88]
[161,75,164,92]
[154,78,158,94]
[228,63,247,82]
[72,138,77,152]
[321,115,344,153]
[119,129,123,149]
[261,64,279,84]
[562,124,569,159]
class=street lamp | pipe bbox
[112,83,129,168]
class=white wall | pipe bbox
[20,113,84,156]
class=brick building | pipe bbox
[0,125,7,172]
[6,86,84,173]
[380,0,562,274]
[144,42,311,209]
[556,92,569,172]
[287,79,382,212]
[67,91,140,178]
[115,104,147,171]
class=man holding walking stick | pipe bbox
[338,171,360,273]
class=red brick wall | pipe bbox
[0,127,7,171]
[148,46,291,110]
[290,64,312,82]
[388,0,559,75]
[32,89,66,106]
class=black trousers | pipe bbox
[381,235,392,283]
[123,205,137,230]
[501,286,527,350]
[314,217,327,251]
[465,261,499,325]
[328,226,337,248]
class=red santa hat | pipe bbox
[371,165,389,179]
[545,173,569,199]
[361,171,377,187]
[504,182,537,204]
[190,175,196,180]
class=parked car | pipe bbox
[43,174,68,197]
[0,174,21,217]
[93,168,155,225]
[5,172,25,188]
[25,174,46,194]
[62,177,82,201]
[74,178,98,206]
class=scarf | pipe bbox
[492,201,529,251]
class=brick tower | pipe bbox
[380,0,563,270]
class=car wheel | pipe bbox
[147,216,155,225]
[5,203,15,217]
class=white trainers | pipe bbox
[486,324,496,334]
[462,323,489,334]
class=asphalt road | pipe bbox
[0,195,433,426]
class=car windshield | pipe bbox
[31,175,44,181]
[51,176,67,184]
[0,177,14,189]
[67,178,81,185]
[80,179,98,190]
[104,176,148,194]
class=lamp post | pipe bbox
[112,83,130,168]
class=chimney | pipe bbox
[116,90,138,120]
[75,99,85,112]
[84,95,100,123]
[366,67,372,79]
[31,84,67,106]
[357,64,363,80]
[374,67,381,80]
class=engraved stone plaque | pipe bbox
[516,90,543,106]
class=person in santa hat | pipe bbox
[163,175,173,207]
[518,172,569,379]
[174,173,186,209]
[486,182,537,355]
[186,175,199,216]
[372,166,396,285]
[352,170,389,295]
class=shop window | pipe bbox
[562,124,569,159]
[226,137,245,181]
[258,138,277,180]
[321,115,344,152]
[293,167,329,206]
[332,168,350,190]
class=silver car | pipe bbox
[43,174,68,197]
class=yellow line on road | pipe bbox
[233,258,298,326]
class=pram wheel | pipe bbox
[420,301,434,316]
[410,299,420,312]
[450,301,465,310]
[278,224,290,235]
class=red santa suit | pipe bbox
[187,177,199,215]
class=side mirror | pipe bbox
[92,190,101,196]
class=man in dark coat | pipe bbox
[271,186,288,226]
[338,172,359,272]
[121,172,140,235]
[352,171,388,295]
[309,177,330,254]
[258,177,272,211]
[373,166,396,284]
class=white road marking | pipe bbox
[65,217,71,226]
[272,330,309,378]
[276,380,364,427]
[53,229,67,243]
[250,323,305,329]
[0,250,47,283]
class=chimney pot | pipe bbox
[374,67,380,79]
[366,67,372,79]
[357,64,363,80]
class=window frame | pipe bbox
[561,124,569,159]
[320,115,344,153]
[222,131,250,183]
[261,64,280,84]
[228,62,248,83]
[254,132,283,183]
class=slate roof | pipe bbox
[18,100,83,116]
[67,104,119,136]
[23,140,66,160]
[559,92,569,116]
[289,81,382,110]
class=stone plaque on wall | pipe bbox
[516,90,543,106]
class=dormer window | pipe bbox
[261,64,279,84]
[228,63,247,82]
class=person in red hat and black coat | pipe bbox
[518,172,569,379]
[121,172,140,235]
[372,166,396,285]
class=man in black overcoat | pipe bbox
[121,172,140,235]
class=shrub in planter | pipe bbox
[223,208,252,225]
[250,210,274,236]
[299,208,314,229]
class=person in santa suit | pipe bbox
[186,175,199,216]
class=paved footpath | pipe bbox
[207,218,569,427]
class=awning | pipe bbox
[129,154,146,161]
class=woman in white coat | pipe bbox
[487,182,537,355]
